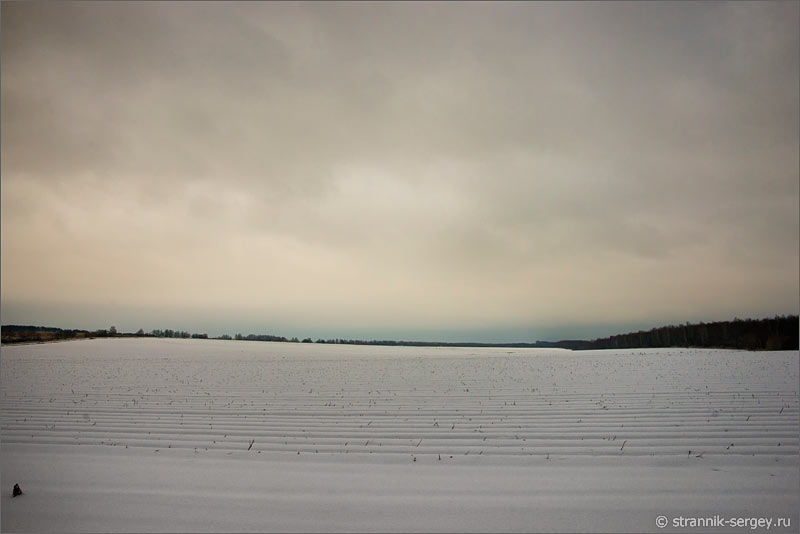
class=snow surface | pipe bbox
[1,338,798,532]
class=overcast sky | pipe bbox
[2,2,798,341]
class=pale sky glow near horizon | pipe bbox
[1,2,798,342]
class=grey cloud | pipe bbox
[1,2,797,338]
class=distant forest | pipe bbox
[536,315,798,351]
[1,315,797,351]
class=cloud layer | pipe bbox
[2,2,798,340]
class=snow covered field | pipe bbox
[2,338,798,532]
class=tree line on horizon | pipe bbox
[562,315,798,351]
[0,325,214,343]
[1,315,797,350]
